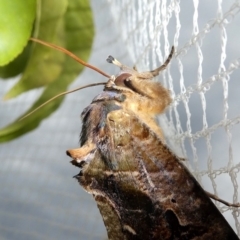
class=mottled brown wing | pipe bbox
[68,101,239,240]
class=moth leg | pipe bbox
[66,142,97,175]
[205,190,240,207]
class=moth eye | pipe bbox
[171,198,176,203]
[114,73,132,87]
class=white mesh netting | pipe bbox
[0,0,240,239]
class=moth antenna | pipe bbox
[106,55,123,68]
[30,38,111,78]
[19,82,105,121]
[106,55,135,74]
[150,46,175,76]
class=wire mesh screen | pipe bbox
[0,0,240,239]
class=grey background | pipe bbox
[0,1,240,239]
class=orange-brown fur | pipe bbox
[107,47,174,140]
[119,80,171,140]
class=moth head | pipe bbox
[106,46,174,89]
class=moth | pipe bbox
[65,53,239,239]
[28,39,239,240]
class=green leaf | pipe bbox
[0,43,32,79]
[0,0,36,66]
[0,0,94,142]
[4,0,68,99]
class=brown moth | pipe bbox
[27,39,239,240]
[65,49,239,239]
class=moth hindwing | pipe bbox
[67,49,239,240]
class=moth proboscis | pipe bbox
[28,38,240,240]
